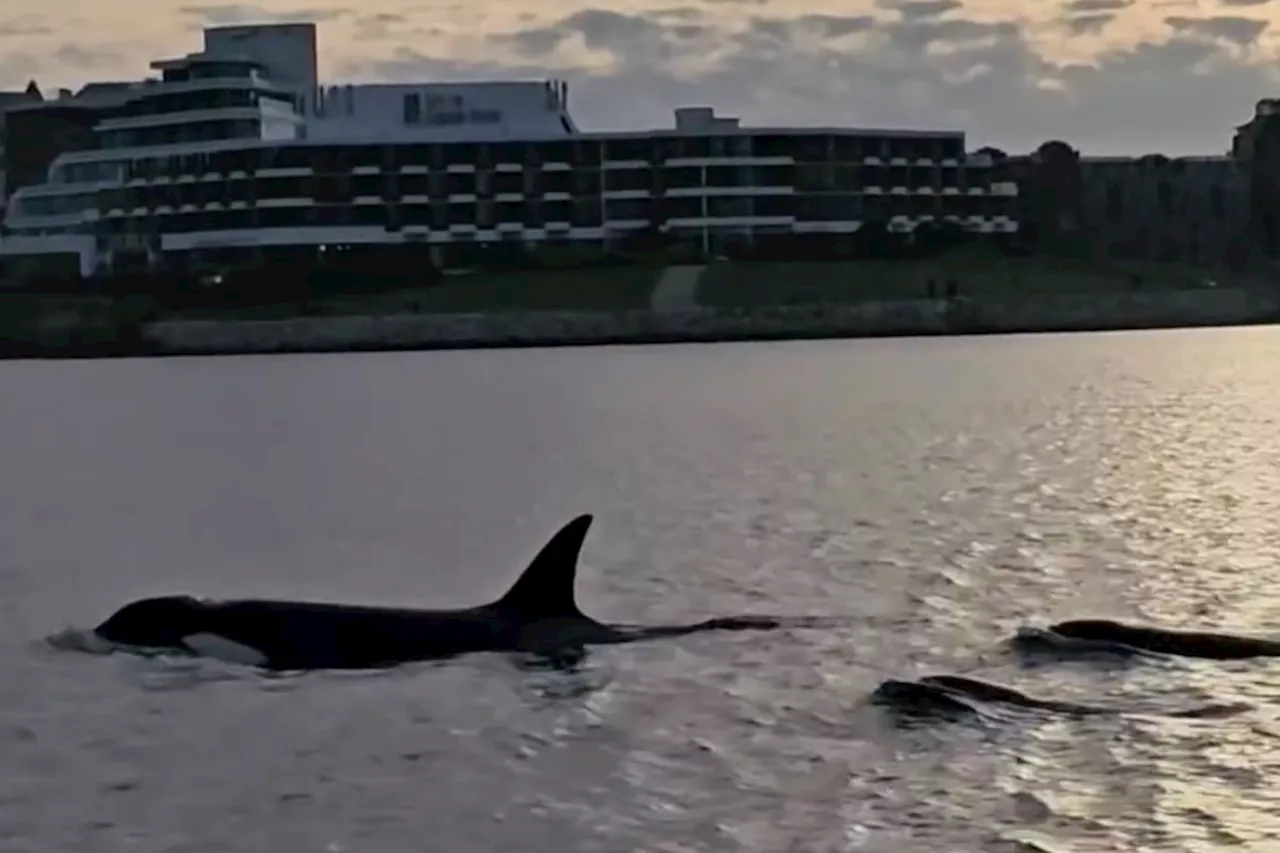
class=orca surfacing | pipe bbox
[1014,620,1280,660]
[67,514,793,671]
[871,674,1251,722]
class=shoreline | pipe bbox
[1,286,1277,361]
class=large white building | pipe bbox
[0,22,1017,280]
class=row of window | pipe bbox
[52,162,127,185]
[99,193,1014,234]
[107,203,594,233]
[402,92,501,126]
[119,163,998,191]
[70,133,976,182]
[110,88,296,120]
[1098,180,1231,219]
[98,165,1002,208]
[94,175,1003,212]
[14,167,1010,224]
[160,61,264,84]
[100,119,264,150]
[14,193,97,217]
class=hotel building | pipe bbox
[0,22,1018,280]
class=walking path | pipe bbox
[649,265,705,312]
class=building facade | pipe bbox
[0,22,1017,281]
[999,140,1252,269]
[1078,155,1250,267]
[0,81,47,223]
[1232,99,1280,259]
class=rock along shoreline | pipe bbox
[2,287,1278,361]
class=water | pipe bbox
[2,328,1280,852]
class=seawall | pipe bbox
[140,286,1280,357]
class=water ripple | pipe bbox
[2,329,1280,850]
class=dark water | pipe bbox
[3,329,1280,852]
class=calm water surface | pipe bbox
[3,329,1280,852]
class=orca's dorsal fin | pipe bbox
[495,514,592,620]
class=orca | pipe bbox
[60,514,803,671]
[1040,619,1280,660]
[871,673,1249,721]
[870,678,985,722]
[1009,625,1154,659]
[916,674,1108,715]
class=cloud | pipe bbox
[355,6,1280,155]
[0,16,53,37]
[1064,12,1118,33]
[178,4,347,26]
[352,12,410,42]
[3,1,1279,157]
[650,7,707,20]
[1164,14,1268,44]
[1062,0,1132,10]
[498,8,717,67]
[52,44,121,69]
[880,0,966,21]
[0,51,41,87]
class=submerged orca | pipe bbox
[1009,625,1153,659]
[870,674,1113,721]
[871,673,1249,721]
[1036,619,1280,660]
[62,514,798,671]
[870,678,982,721]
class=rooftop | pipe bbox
[150,52,268,73]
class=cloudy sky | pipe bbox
[1,0,1277,155]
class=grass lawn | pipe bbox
[695,255,1215,309]
[0,293,116,330]
[162,266,661,320]
[312,266,661,315]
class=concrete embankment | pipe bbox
[141,286,1280,357]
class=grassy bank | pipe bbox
[2,255,1263,362]
[0,293,147,356]
[165,266,664,321]
[695,256,1220,309]
[323,266,661,314]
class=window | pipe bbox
[403,93,421,124]
[427,111,465,126]
[1156,179,1173,216]
[1100,180,1121,220]
[1210,186,1225,216]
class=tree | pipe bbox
[1019,140,1084,254]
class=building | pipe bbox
[1232,99,1280,259]
[1001,141,1252,269]
[1077,155,1250,268]
[0,81,47,221]
[2,84,137,201]
[0,22,1017,281]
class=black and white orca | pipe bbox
[55,514,805,671]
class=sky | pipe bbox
[1,0,1277,155]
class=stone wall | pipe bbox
[145,286,1280,356]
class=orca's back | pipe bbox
[208,599,515,669]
